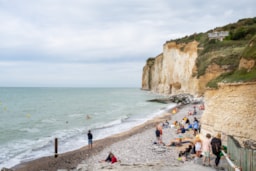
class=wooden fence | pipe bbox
[227,135,256,171]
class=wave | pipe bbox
[93,115,130,130]
[19,128,40,133]
[1,109,173,168]
[41,118,57,124]
[67,113,84,118]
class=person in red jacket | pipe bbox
[99,152,118,164]
[110,153,117,164]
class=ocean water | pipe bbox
[0,87,175,168]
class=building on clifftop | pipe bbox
[208,31,229,41]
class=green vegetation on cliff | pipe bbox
[176,17,256,88]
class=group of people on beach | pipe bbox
[172,116,200,136]
[153,105,223,170]
[86,104,222,169]
[175,132,222,169]
[195,132,223,169]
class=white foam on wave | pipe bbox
[20,128,40,133]
[67,113,84,118]
[1,104,176,169]
[0,127,86,168]
[41,118,57,124]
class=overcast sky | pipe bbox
[0,0,255,87]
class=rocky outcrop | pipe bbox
[200,82,256,145]
[147,94,202,105]
[238,58,255,71]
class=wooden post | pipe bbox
[54,138,58,158]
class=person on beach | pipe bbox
[158,123,164,142]
[167,138,183,147]
[185,118,190,125]
[194,135,202,158]
[178,144,193,161]
[99,152,117,164]
[202,133,212,167]
[176,125,186,134]
[155,125,163,144]
[193,117,199,136]
[87,130,93,149]
[162,120,169,128]
[193,106,197,115]
[182,117,189,125]
[211,133,222,169]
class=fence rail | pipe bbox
[227,135,256,171]
[221,149,241,171]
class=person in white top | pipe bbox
[194,135,202,158]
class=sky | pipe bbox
[0,0,255,87]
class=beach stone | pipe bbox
[76,163,89,171]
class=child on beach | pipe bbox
[202,133,212,166]
[194,135,202,160]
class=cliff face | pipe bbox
[142,18,256,146]
[142,41,200,95]
[200,82,256,145]
[141,41,227,95]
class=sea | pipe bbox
[0,87,175,168]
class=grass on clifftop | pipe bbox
[196,41,244,78]
[174,18,256,79]
[153,18,256,88]
[241,35,256,59]
[176,17,256,88]
[207,68,256,88]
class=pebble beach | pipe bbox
[78,104,218,171]
[10,103,225,171]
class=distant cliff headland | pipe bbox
[142,17,256,145]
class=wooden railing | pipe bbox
[227,135,256,171]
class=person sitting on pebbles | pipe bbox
[99,152,118,164]
[176,125,186,134]
[166,137,193,147]
[166,138,183,147]
[178,144,193,161]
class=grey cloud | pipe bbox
[0,0,255,87]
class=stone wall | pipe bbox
[200,82,256,145]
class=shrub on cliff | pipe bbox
[241,35,256,60]
[195,18,256,79]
